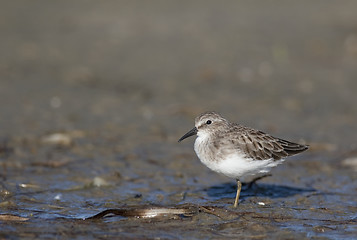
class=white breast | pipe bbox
[194,134,284,179]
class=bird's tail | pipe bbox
[277,138,308,156]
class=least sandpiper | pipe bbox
[178,111,308,207]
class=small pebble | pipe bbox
[92,177,109,187]
[42,133,72,146]
[54,194,62,200]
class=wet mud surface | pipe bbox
[1,1,357,239]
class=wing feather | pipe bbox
[215,124,308,161]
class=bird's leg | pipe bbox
[247,174,272,189]
[233,179,242,208]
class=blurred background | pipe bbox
[1,1,356,145]
[0,1,356,239]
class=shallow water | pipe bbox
[1,1,357,239]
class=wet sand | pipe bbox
[0,1,356,239]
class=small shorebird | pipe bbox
[178,111,308,207]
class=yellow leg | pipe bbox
[233,179,242,208]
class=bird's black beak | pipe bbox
[178,127,197,142]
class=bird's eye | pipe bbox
[206,120,212,125]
